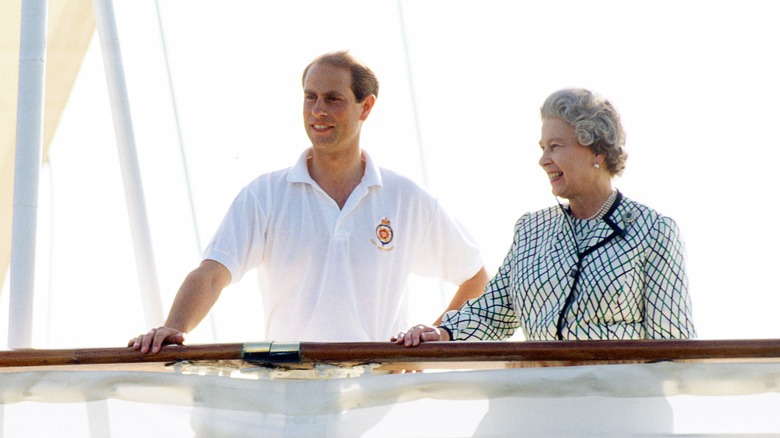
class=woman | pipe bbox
[394,88,696,346]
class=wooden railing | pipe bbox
[3,339,780,371]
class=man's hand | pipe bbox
[128,327,186,354]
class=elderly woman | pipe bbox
[395,88,696,346]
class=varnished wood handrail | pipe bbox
[2,339,780,369]
[0,343,245,368]
[301,339,780,363]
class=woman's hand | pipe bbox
[128,327,186,354]
[391,324,450,347]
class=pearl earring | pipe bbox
[593,163,600,169]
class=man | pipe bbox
[130,51,488,353]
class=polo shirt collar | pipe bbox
[287,148,383,189]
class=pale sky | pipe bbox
[3,0,780,347]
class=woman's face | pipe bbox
[538,117,600,201]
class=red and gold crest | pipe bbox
[372,217,394,250]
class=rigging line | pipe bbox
[396,0,429,187]
[152,2,202,254]
[153,1,218,341]
[397,0,449,310]
[45,161,54,346]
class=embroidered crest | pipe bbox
[372,217,395,251]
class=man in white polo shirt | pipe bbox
[130,51,488,352]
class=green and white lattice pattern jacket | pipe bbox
[442,192,696,341]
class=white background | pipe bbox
[3,0,780,347]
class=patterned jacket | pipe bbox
[442,192,696,340]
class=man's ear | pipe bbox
[360,94,376,121]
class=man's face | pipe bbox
[302,63,374,154]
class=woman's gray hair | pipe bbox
[541,88,628,175]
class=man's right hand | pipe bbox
[128,327,186,354]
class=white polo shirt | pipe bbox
[203,149,483,342]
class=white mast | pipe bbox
[8,0,48,349]
[93,0,164,328]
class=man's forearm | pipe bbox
[434,267,489,325]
